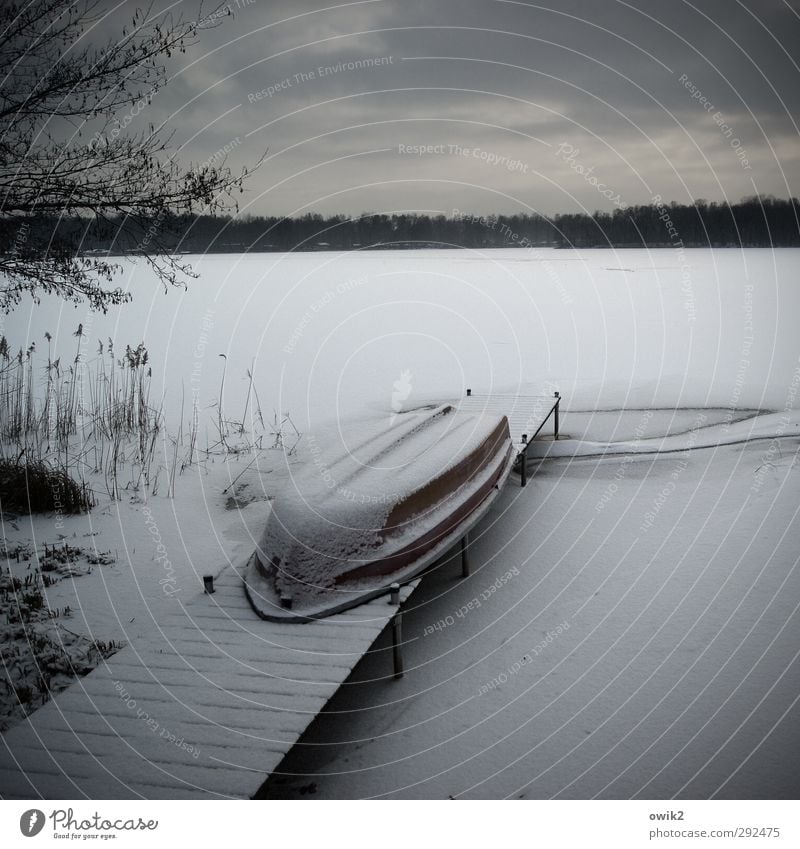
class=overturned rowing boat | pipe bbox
[244,404,515,622]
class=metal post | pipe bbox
[392,612,403,678]
[554,392,560,440]
[389,582,400,605]
[520,433,528,488]
[461,534,470,577]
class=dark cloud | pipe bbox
[70,0,800,213]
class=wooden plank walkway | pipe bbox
[459,392,561,486]
[0,566,419,799]
[459,392,560,447]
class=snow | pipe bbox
[255,404,510,605]
[529,410,800,460]
[260,411,800,800]
[17,247,800,426]
[2,247,799,799]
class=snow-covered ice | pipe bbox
[1,247,798,799]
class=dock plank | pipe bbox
[0,569,418,799]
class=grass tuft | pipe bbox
[0,460,93,514]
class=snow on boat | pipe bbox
[244,404,516,622]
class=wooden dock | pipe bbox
[0,566,419,799]
[460,390,561,485]
[0,393,560,799]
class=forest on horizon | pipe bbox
[4,196,798,260]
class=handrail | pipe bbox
[517,392,560,487]
[462,388,561,487]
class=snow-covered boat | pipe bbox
[244,404,516,622]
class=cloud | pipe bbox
[54,0,800,213]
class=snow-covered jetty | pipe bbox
[0,566,419,799]
[460,390,562,485]
[0,394,564,799]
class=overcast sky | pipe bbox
[96,0,800,216]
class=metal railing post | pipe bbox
[520,433,528,487]
[554,392,560,440]
[392,612,403,678]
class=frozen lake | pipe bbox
[15,247,800,429]
[6,247,800,799]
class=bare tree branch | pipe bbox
[0,0,254,311]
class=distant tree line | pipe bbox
[3,196,798,260]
